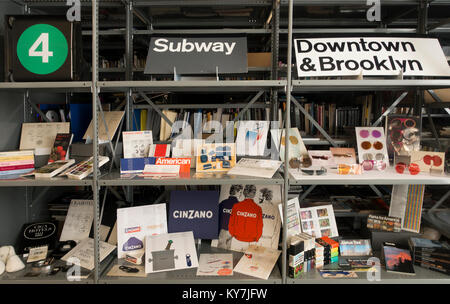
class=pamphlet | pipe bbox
[227,158,281,179]
[61,238,116,271]
[298,204,338,238]
[196,254,233,276]
[233,245,281,280]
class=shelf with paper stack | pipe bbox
[287,263,450,284]
[99,169,284,186]
[98,242,282,284]
[288,167,450,186]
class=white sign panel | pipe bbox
[294,37,450,77]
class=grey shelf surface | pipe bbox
[287,265,450,284]
[289,167,450,185]
[98,80,286,92]
[0,259,92,284]
[0,175,93,187]
[292,80,450,92]
[99,243,282,284]
[0,82,92,92]
[99,170,284,186]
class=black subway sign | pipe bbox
[294,37,450,77]
[144,37,248,75]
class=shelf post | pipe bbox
[270,0,280,121]
[282,0,294,285]
[125,0,134,203]
[92,0,100,284]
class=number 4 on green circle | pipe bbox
[17,24,68,75]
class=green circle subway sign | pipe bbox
[17,24,68,75]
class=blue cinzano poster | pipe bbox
[168,190,219,239]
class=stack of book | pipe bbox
[0,150,34,176]
[288,233,315,278]
[409,237,450,275]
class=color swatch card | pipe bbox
[196,254,233,276]
[271,128,309,169]
[355,127,389,168]
[148,144,171,157]
[196,143,236,173]
[403,185,425,233]
[410,151,445,175]
[298,205,338,238]
[145,231,199,274]
[308,150,336,167]
[236,121,270,156]
[330,147,356,165]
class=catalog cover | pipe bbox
[19,221,58,253]
[233,245,281,280]
[122,131,153,158]
[141,158,191,178]
[211,184,282,252]
[59,200,94,243]
[168,190,219,239]
[270,128,309,169]
[145,231,199,274]
[339,239,372,256]
[196,143,236,173]
[298,204,339,238]
[385,115,420,158]
[117,204,168,259]
[383,242,415,275]
[235,121,270,156]
[48,133,73,163]
[227,158,281,179]
[196,253,233,276]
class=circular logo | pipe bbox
[17,24,68,75]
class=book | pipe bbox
[409,237,450,258]
[382,242,415,275]
[122,131,153,158]
[62,156,109,180]
[233,245,281,280]
[0,150,35,175]
[168,190,219,239]
[29,159,75,179]
[48,133,73,163]
[120,157,156,174]
[339,239,372,256]
[227,158,281,179]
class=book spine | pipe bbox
[0,164,35,171]
[0,160,35,167]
